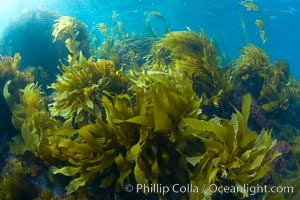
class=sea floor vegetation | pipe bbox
[0,10,299,200]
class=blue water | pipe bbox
[0,0,300,77]
[0,0,299,77]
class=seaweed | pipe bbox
[5,81,60,161]
[259,60,300,119]
[49,52,128,127]
[94,11,129,64]
[50,71,202,197]
[2,13,298,200]
[52,16,90,57]
[232,45,300,127]
[255,18,267,44]
[182,94,280,199]
[6,67,280,199]
[232,44,271,99]
[0,156,38,200]
[0,54,34,141]
[149,29,232,107]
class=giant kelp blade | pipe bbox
[242,93,251,124]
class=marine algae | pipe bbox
[233,46,300,122]
[50,71,202,196]
[232,44,271,98]
[149,29,232,107]
[255,18,267,44]
[49,52,128,127]
[52,16,90,57]
[183,94,280,199]
[0,54,34,136]
[2,13,299,200]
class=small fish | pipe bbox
[98,23,108,36]
[255,19,264,29]
[148,11,167,22]
[268,15,278,20]
[240,0,258,11]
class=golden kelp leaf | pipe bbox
[115,153,132,190]
[208,167,219,184]
[249,154,265,170]
[188,93,280,200]
[199,137,223,153]
[241,149,253,160]
[149,29,232,103]
[183,118,226,134]
[65,173,91,195]
[77,124,101,149]
[134,164,148,186]
[228,159,243,169]
[152,86,171,132]
[253,164,271,180]
[86,151,116,172]
[9,135,28,155]
[102,94,134,122]
[242,93,251,123]
[150,159,160,184]
[48,136,73,148]
[51,166,82,176]
[186,156,203,167]
[3,80,17,111]
[128,128,149,185]
[126,115,154,127]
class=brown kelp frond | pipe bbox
[232,44,271,98]
[259,60,300,116]
[182,94,280,199]
[49,71,202,196]
[49,52,128,127]
[149,29,232,106]
[232,45,300,123]
[3,81,45,130]
[5,82,60,159]
[129,71,202,131]
[52,16,90,56]
[0,54,34,99]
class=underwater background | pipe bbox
[0,0,300,199]
[1,0,300,77]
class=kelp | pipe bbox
[0,157,33,199]
[52,16,90,57]
[2,14,295,199]
[0,54,34,135]
[50,71,203,196]
[258,60,300,118]
[111,38,158,70]
[232,44,271,98]
[149,29,232,107]
[94,11,129,64]
[49,52,128,127]
[255,18,267,44]
[0,54,34,99]
[5,82,60,160]
[182,94,280,199]
[233,46,300,120]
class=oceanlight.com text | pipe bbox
[207,184,294,196]
[124,183,294,196]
